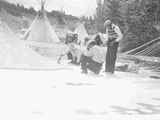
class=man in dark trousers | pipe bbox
[104,20,123,74]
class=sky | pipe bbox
[6,0,97,17]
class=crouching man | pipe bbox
[80,41,107,74]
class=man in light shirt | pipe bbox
[80,40,107,74]
[104,20,123,74]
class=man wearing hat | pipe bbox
[104,20,123,74]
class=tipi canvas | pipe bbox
[0,18,18,43]
[74,23,88,45]
[0,17,62,69]
[24,0,60,45]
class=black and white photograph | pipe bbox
[0,0,160,120]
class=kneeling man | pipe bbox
[81,41,106,74]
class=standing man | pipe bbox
[104,20,123,74]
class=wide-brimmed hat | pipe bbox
[87,40,96,47]
[104,19,112,26]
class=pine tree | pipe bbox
[103,0,123,25]
[120,0,160,52]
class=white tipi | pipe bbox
[74,23,88,45]
[24,0,60,46]
[0,16,61,69]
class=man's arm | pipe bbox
[57,46,69,64]
[102,33,109,45]
[57,54,66,64]
[114,25,123,42]
[84,46,95,57]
